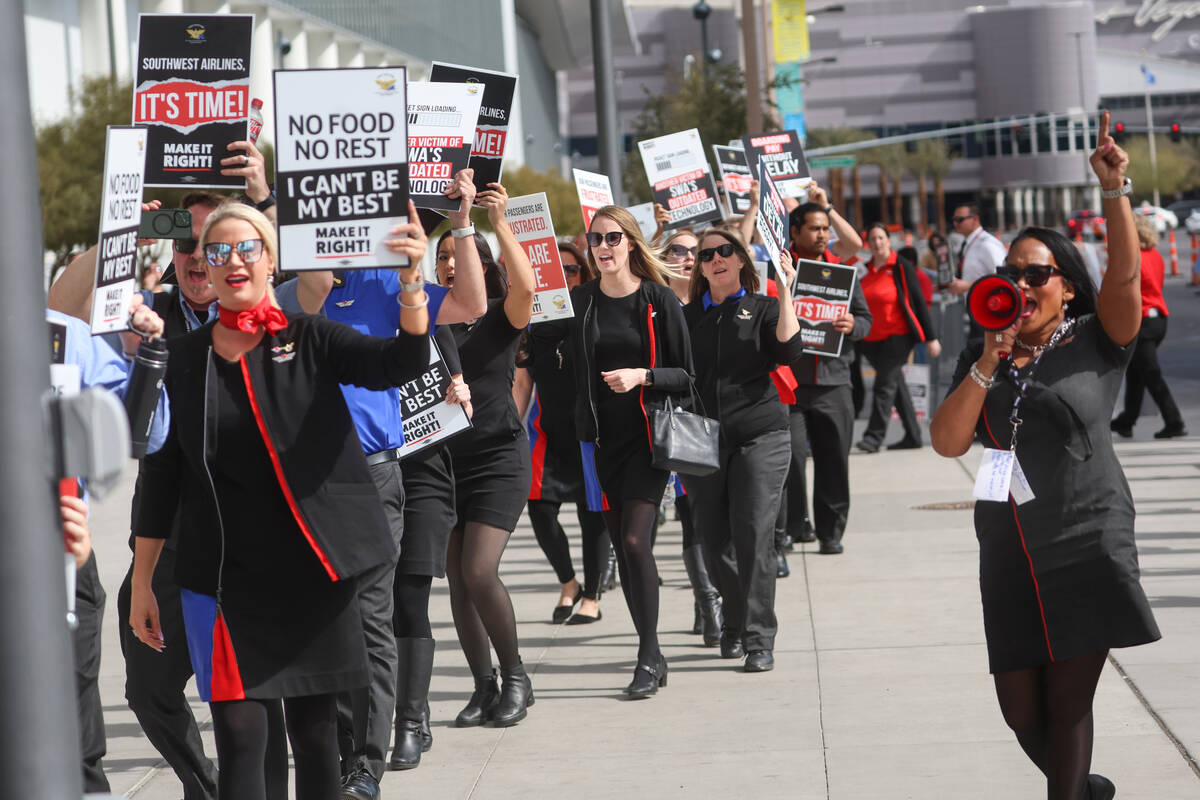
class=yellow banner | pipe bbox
[772,0,810,63]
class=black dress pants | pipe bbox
[789,384,854,545]
[1118,315,1184,428]
[76,553,110,793]
[118,549,219,800]
[859,334,920,448]
[337,458,404,781]
[684,428,790,652]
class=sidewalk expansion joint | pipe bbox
[799,545,831,799]
[1108,653,1200,782]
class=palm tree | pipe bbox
[861,143,907,227]
[909,138,956,235]
[807,126,873,227]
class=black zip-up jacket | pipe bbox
[533,279,695,447]
[684,292,805,447]
[134,313,430,591]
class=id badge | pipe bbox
[1009,457,1035,505]
[973,448,1014,502]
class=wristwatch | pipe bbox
[451,224,476,239]
[823,205,834,215]
[644,369,654,387]
[1100,177,1132,199]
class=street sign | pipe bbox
[810,155,856,169]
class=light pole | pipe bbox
[692,1,713,77]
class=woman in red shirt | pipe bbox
[1110,216,1187,438]
[855,224,942,452]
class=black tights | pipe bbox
[602,500,661,665]
[446,522,521,677]
[210,694,337,800]
[993,649,1108,799]
[392,573,434,639]
[528,499,609,599]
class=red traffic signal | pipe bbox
[1170,122,1182,143]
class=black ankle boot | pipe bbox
[491,661,534,727]
[682,545,722,647]
[1085,774,1115,800]
[454,669,499,727]
[389,638,435,770]
[624,652,668,698]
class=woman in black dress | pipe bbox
[441,183,538,728]
[128,203,430,799]
[536,205,695,697]
[931,113,1159,800]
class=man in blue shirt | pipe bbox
[277,173,485,800]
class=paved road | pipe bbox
[84,274,1200,798]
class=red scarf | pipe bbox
[218,294,288,335]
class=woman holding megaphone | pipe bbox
[930,112,1159,800]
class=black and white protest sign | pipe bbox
[407,82,483,211]
[91,127,148,335]
[713,145,754,215]
[506,193,574,324]
[754,162,789,270]
[638,129,722,229]
[429,62,518,199]
[791,258,858,357]
[741,130,811,199]
[399,337,472,458]
[273,68,409,271]
[573,169,614,229]
[133,14,253,188]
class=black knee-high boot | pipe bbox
[682,545,722,646]
[389,638,434,770]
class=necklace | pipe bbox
[1013,338,1045,356]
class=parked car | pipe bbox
[1066,210,1105,240]
[1166,198,1200,220]
[1134,202,1178,234]
[1185,209,1200,235]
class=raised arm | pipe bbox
[434,169,488,324]
[773,249,801,347]
[738,179,760,245]
[808,182,862,259]
[478,183,536,330]
[1091,111,1141,347]
[221,139,276,223]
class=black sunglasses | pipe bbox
[562,263,581,275]
[174,237,200,255]
[952,214,974,224]
[698,243,736,262]
[666,243,697,261]
[996,264,1061,287]
[586,231,624,248]
[205,239,266,267]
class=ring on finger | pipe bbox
[995,334,1003,343]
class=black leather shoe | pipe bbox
[1154,424,1188,439]
[744,650,774,672]
[624,653,667,698]
[1110,417,1134,438]
[776,549,790,578]
[1086,773,1116,800]
[855,439,880,454]
[719,633,744,659]
[886,438,922,450]
[551,588,582,623]
[566,609,601,625]
[455,670,499,727]
[795,526,817,544]
[491,662,534,727]
[340,767,379,800]
[818,540,844,555]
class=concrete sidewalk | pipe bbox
[85,416,1200,798]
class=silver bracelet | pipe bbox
[450,224,476,239]
[398,291,429,310]
[969,362,994,390]
[399,274,425,294]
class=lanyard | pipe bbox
[1004,316,1075,451]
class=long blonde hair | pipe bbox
[587,205,680,286]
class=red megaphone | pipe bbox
[967,274,1025,331]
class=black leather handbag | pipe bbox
[649,383,720,476]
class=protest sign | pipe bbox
[901,363,930,421]
[133,14,253,188]
[754,162,789,269]
[399,337,472,458]
[791,258,857,357]
[406,82,483,211]
[713,145,754,215]
[572,169,614,230]
[638,129,722,230]
[628,202,658,240]
[273,68,409,271]
[429,62,518,199]
[506,193,574,324]
[741,130,811,199]
[91,127,148,335]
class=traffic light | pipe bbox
[1170,122,1181,143]
[1114,122,1126,143]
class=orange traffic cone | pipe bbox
[1169,228,1179,276]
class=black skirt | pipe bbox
[398,448,456,577]
[450,433,532,531]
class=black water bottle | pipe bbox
[124,338,169,459]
